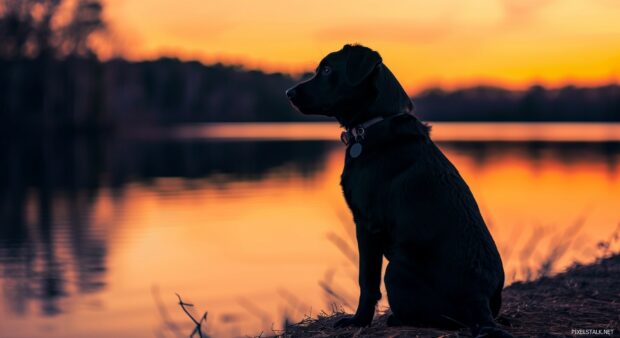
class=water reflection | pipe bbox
[440,141,620,173]
[0,135,331,319]
[0,127,619,338]
[1,136,105,317]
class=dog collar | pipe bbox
[340,116,383,146]
[340,113,406,158]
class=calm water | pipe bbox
[1,123,620,338]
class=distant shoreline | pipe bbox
[120,122,620,143]
[3,58,620,132]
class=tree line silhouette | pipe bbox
[414,85,620,122]
[1,0,619,132]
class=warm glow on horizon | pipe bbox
[102,0,620,92]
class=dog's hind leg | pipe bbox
[384,261,459,328]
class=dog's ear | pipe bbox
[344,45,382,86]
[369,63,415,115]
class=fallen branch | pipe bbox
[175,293,208,338]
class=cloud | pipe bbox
[315,21,452,44]
[500,0,556,27]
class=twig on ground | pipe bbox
[175,293,208,338]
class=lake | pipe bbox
[1,122,620,338]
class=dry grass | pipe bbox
[499,254,619,337]
[168,224,620,337]
[282,310,464,338]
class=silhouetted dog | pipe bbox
[286,45,511,337]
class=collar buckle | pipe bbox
[340,126,366,146]
[352,126,366,141]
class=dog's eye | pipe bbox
[322,66,332,75]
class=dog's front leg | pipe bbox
[334,224,383,328]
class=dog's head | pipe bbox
[286,44,414,127]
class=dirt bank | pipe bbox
[283,254,620,337]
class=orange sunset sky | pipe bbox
[102,0,620,92]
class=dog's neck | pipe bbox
[337,111,401,130]
[335,108,378,129]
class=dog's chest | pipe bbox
[340,160,387,224]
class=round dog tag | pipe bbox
[349,143,363,158]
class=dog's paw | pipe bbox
[333,315,372,328]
